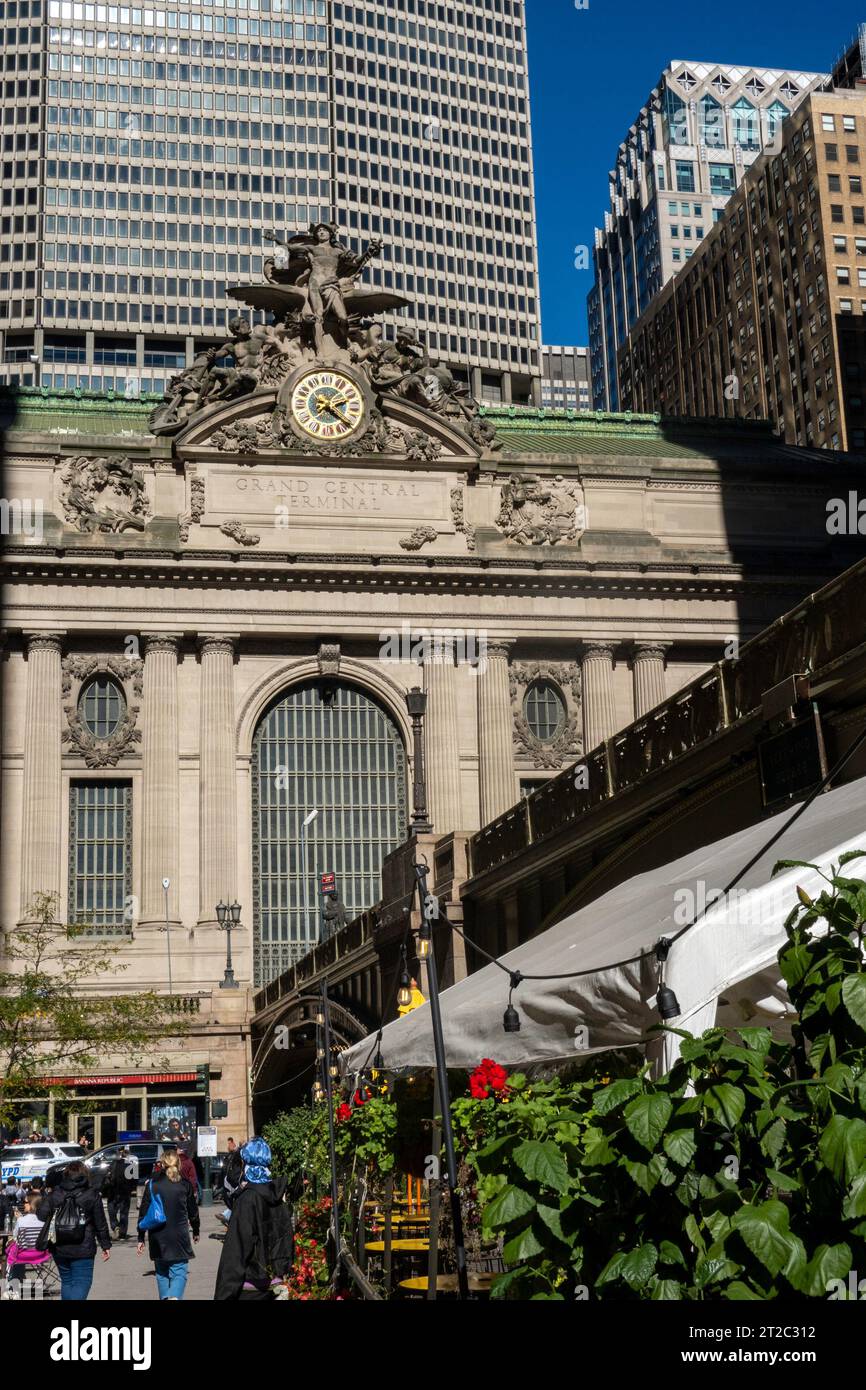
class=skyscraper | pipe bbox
[0,0,541,404]
[588,59,826,411]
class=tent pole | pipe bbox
[413,860,469,1300]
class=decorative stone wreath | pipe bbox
[61,654,143,767]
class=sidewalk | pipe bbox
[89,1203,226,1303]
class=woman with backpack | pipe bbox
[136,1148,200,1300]
[39,1161,111,1300]
[214,1137,294,1300]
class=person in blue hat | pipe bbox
[214,1138,294,1300]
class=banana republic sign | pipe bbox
[210,467,449,523]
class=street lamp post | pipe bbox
[161,877,173,995]
[405,687,432,835]
[215,899,241,989]
[300,807,319,951]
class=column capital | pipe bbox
[581,640,619,661]
[23,630,65,654]
[633,641,671,662]
[485,638,516,661]
[198,633,239,657]
[142,632,183,655]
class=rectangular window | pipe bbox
[843,116,857,133]
[834,235,848,251]
[68,781,132,936]
[675,160,695,193]
[709,163,735,195]
[837,266,851,283]
[851,176,863,193]
[828,174,841,192]
[822,114,835,132]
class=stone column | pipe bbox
[198,635,239,923]
[139,634,182,926]
[423,640,462,833]
[477,641,515,824]
[632,642,669,718]
[20,632,64,920]
[581,642,619,753]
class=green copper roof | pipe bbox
[2,386,789,460]
[479,405,785,460]
[2,386,157,438]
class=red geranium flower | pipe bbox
[469,1058,509,1100]
[336,1102,352,1122]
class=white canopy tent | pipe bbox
[341,776,866,1077]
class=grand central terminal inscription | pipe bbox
[208,467,450,527]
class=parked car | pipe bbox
[1,1142,85,1184]
[84,1140,165,1188]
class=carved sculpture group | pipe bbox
[148,219,499,454]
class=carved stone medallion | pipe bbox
[61,654,143,766]
[509,661,583,769]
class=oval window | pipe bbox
[79,676,126,739]
[523,681,566,743]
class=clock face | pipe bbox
[290,369,366,442]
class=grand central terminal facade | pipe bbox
[1,222,862,1138]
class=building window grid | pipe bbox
[251,683,407,987]
[67,781,132,937]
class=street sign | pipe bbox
[197,1125,218,1158]
[320,871,336,895]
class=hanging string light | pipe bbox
[503,971,523,1034]
[397,945,413,1009]
[653,938,681,1021]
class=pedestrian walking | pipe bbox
[39,1161,111,1300]
[214,1137,294,1300]
[136,1148,200,1300]
[104,1147,138,1240]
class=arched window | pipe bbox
[524,681,566,744]
[79,676,125,738]
[699,93,725,148]
[731,97,759,150]
[251,683,407,987]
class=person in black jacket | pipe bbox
[136,1149,200,1300]
[42,1162,112,1301]
[214,1137,293,1300]
[104,1147,139,1240]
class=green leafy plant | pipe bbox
[264,1104,330,1192]
[470,857,866,1300]
[334,1092,398,1173]
[0,892,180,1125]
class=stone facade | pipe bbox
[1,389,863,1135]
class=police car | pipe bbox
[0,1141,86,1184]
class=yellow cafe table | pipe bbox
[398,1273,496,1296]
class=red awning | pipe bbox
[40,1072,198,1088]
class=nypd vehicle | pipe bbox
[1,1141,85,1184]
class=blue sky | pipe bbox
[526,0,862,346]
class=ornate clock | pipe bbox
[288,367,368,444]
